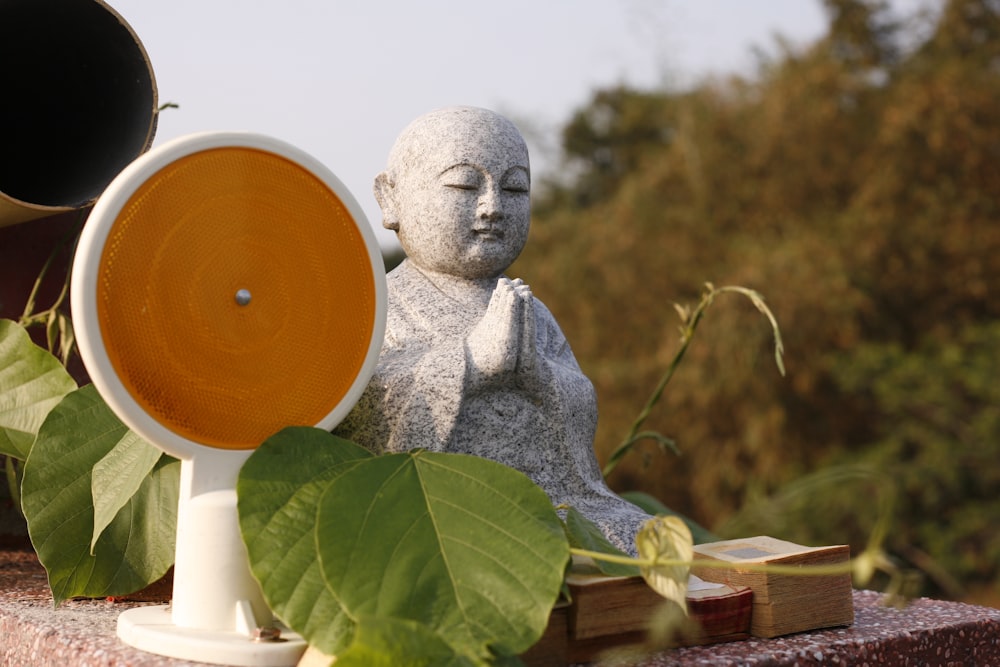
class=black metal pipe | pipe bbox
[0,0,157,226]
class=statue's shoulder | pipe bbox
[382,260,446,342]
[385,258,416,289]
[384,260,426,307]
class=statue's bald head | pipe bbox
[374,107,532,279]
[383,107,529,192]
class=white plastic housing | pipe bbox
[68,132,388,665]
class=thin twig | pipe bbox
[603,283,785,477]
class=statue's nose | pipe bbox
[477,185,504,220]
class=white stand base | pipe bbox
[117,605,307,667]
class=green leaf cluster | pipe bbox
[0,320,177,604]
[238,427,570,666]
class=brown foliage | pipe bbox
[514,0,1000,596]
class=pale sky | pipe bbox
[106,0,933,250]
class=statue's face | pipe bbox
[388,109,531,280]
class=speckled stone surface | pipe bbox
[334,107,651,555]
[0,549,207,667]
[616,589,1000,666]
[3,549,998,666]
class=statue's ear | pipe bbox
[373,172,399,231]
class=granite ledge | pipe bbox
[3,548,999,666]
[627,588,1000,666]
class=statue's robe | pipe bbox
[336,259,650,554]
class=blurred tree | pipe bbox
[822,0,900,67]
[545,87,675,210]
[514,0,1000,601]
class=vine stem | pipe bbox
[603,283,785,477]
[570,546,862,578]
[17,211,86,362]
[18,210,86,326]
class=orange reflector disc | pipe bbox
[95,146,375,449]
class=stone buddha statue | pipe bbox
[335,106,650,554]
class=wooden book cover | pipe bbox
[691,536,854,638]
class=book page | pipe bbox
[688,574,726,592]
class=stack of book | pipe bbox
[691,535,854,638]
[521,536,855,664]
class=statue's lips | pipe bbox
[473,227,504,240]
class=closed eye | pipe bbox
[440,164,482,191]
[501,166,530,193]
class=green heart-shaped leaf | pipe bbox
[237,426,374,655]
[636,515,693,609]
[239,427,570,663]
[0,319,77,459]
[21,385,177,604]
[314,450,568,660]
